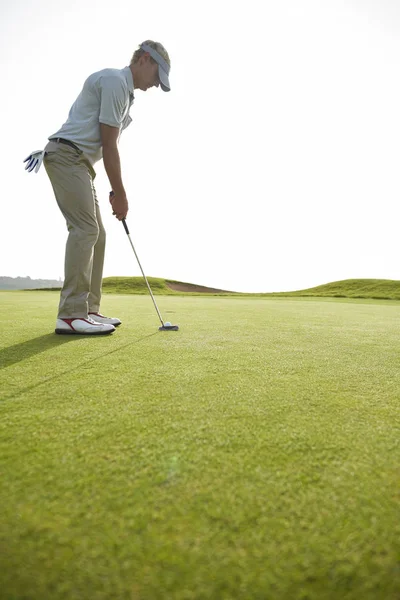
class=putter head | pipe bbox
[159,324,179,331]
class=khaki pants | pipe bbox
[44,141,105,319]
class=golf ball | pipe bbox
[164,322,172,327]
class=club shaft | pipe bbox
[125,233,164,326]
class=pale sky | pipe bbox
[1,0,400,293]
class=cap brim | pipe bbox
[158,65,170,92]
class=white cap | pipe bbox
[140,43,171,92]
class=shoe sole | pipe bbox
[89,321,121,327]
[55,328,115,335]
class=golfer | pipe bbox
[39,40,170,335]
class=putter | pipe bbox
[118,211,179,332]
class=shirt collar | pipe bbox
[122,66,134,99]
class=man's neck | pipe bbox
[130,64,138,90]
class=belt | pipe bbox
[50,137,81,153]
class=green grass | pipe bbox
[267,278,400,300]
[103,276,177,295]
[31,277,400,300]
[103,276,400,299]
[1,291,399,600]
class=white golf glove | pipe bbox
[23,150,46,173]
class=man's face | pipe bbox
[138,56,160,91]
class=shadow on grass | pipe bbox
[0,331,160,371]
[1,332,159,402]
[0,334,82,370]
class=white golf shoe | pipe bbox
[55,317,115,335]
[89,312,122,327]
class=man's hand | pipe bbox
[109,191,128,220]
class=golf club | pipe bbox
[118,210,179,332]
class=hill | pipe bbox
[101,277,400,300]
[14,276,400,300]
[267,278,400,300]
[0,276,62,290]
[101,277,237,295]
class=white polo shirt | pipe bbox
[49,66,134,165]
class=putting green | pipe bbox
[1,291,399,599]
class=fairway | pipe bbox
[1,291,399,599]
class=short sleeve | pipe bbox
[99,76,127,128]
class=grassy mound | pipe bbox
[28,277,400,300]
[101,277,234,296]
[269,279,400,300]
[102,276,173,295]
[101,277,400,300]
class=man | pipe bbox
[26,40,171,335]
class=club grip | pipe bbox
[122,219,130,235]
[110,192,129,234]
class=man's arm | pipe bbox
[101,123,124,194]
[101,123,128,220]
